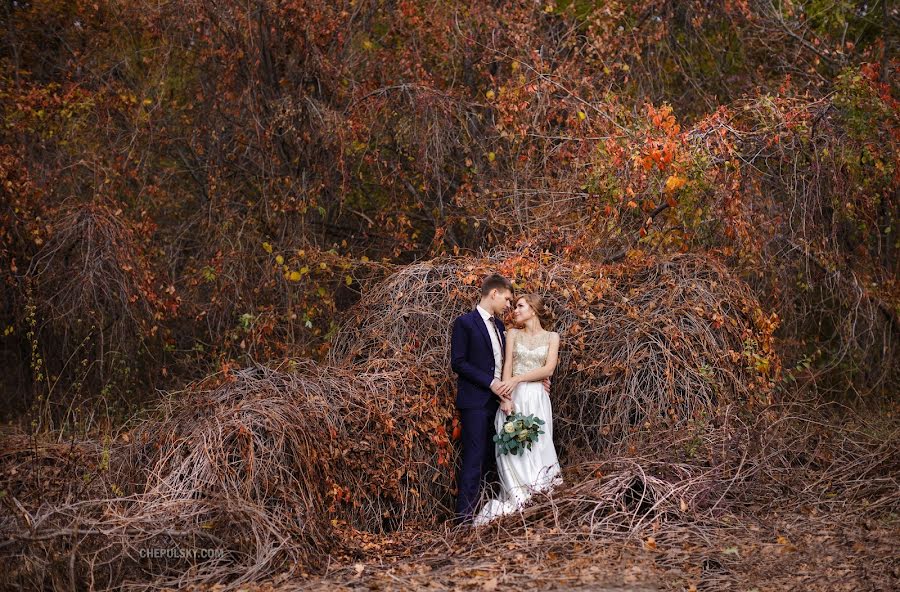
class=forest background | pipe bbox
[0,1,897,590]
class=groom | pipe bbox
[450,273,515,523]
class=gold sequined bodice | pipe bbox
[511,331,552,377]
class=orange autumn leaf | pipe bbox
[661,145,674,163]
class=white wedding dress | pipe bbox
[473,330,562,526]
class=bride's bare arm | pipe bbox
[502,329,516,382]
[509,333,560,384]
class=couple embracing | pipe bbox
[450,273,563,526]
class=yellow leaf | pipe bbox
[345,275,353,285]
[485,89,495,100]
[288,271,302,281]
[262,241,273,253]
[487,151,496,162]
[300,266,310,275]
[275,255,284,265]
[577,111,586,120]
[664,175,686,193]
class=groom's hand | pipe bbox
[498,380,517,399]
[490,379,513,398]
[542,377,552,392]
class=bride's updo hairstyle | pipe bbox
[519,293,553,330]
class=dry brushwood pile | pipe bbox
[26,201,165,364]
[329,249,781,451]
[1,250,898,591]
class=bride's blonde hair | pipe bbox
[518,293,552,330]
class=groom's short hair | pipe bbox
[481,273,513,296]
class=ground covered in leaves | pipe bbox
[188,495,898,591]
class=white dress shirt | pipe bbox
[476,304,503,386]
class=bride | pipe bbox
[474,293,562,526]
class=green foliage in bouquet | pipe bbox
[493,412,546,456]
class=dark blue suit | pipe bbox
[450,308,506,521]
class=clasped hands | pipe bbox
[491,376,552,415]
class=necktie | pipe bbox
[488,316,504,367]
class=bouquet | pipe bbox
[493,412,545,455]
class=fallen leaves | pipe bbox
[776,535,798,553]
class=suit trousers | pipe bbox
[455,405,499,521]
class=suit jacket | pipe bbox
[450,308,506,409]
